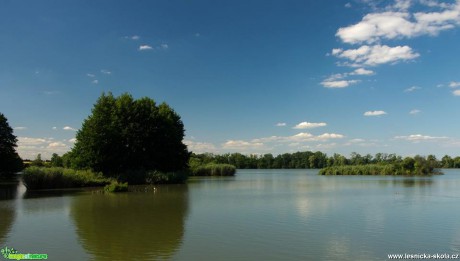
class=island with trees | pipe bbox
[1,92,456,191]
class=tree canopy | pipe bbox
[0,113,23,177]
[67,93,189,181]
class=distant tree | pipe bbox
[50,153,63,167]
[69,93,189,182]
[0,113,23,177]
[31,153,44,167]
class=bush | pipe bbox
[190,163,236,176]
[22,167,112,190]
[104,182,128,193]
[145,170,189,184]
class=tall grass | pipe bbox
[22,167,112,190]
[319,164,441,176]
[191,163,236,176]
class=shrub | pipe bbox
[104,182,128,193]
[22,167,112,190]
[145,170,189,184]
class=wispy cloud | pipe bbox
[14,126,27,130]
[222,140,264,150]
[404,86,421,92]
[184,140,217,153]
[449,81,460,88]
[453,90,460,96]
[350,68,375,75]
[139,45,153,51]
[101,69,111,75]
[63,126,77,131]
[364,110,387,116]
[160,43,169,49]
[409,109,421,115]
[321,79,360,88]
[293,122,327,129]
[394,134,449,142]
[276,122,286,127]
[86,73,95,77]
[92,79,99,84]
[17,136,73,160]
[332,45,419,67]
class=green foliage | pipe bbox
[104,182,128,193]
[191,163,236,176]
[22,167,112,190]
[319,158,442,176]
[145,170,189,184]
[0,113,23,177]
[30,153,45,167]
[50,153,64,167]
[68,92,189,179]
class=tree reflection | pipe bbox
[0,178,18,244]
[70,185,188,260]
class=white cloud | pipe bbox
[68,138,77,143]
[332,45,420,66]
[139,45,153,51]
[92,79,99,84]
[394,134,449,142]
[87,73,95,77]
[453,90,460,96]
[350,68,375,75]
[293,122,327,129]
[222,140,264,150]
[52,127,57,130]
[336,1,460,44]
[17,136,73,160]
[101,69,111,75]
[184,140,217,153]
[47,142,67,148]
[409,109,421,114]
[345,2,352,8]
[321,79,360,88]
[404,86,421,92]
[131,35,140,40]
[364,110,387,116]
[316,133,345,140]
[276,122,286,127]
[449,81,460,88]
[14,126,27,130]
[160,43,169,49]
[63,126,77,131]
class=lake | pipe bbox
[1,169,460,260]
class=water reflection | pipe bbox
[0,178,18,244]
[70,185,189,261]
[378,178,434,187]
[0,177,20,200]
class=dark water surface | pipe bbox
[1,169,460,260]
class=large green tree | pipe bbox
[69,93,189,181]
[0,113,23,177]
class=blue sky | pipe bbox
[1,0,460,159]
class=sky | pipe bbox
[1,0,460,160]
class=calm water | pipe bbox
[1,169,460,260]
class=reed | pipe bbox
[191,163,236,176]
[22,167,112,190]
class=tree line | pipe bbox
[191,152,460,169]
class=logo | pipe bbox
[1,247,47,260]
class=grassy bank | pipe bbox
[319,164,442,176]
[190,163,236,176]
[22,167,112,190]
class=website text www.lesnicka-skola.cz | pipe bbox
[388,253,460,259]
